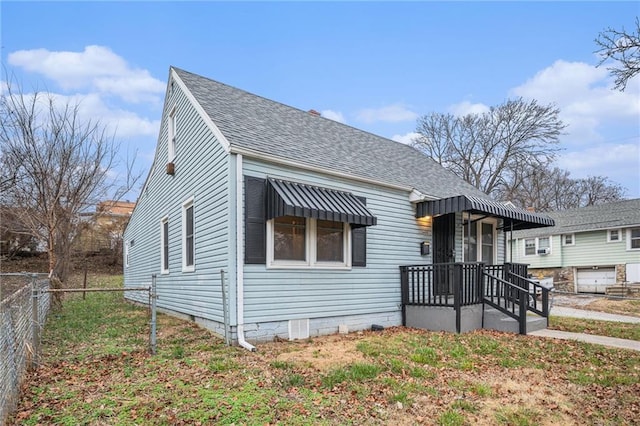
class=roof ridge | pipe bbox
[171,66,433,160]
[169,66,489,200]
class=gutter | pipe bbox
[235,153,256,352]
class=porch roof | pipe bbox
[416,195,554,230]
[266,178,377,227]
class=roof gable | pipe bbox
[172,67,487,200]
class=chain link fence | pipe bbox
[0,273,50,425]
[1,273,156,425]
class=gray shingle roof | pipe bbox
[511,198,640,239]
[173,67,487,199]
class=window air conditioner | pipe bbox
[537,248,550,255]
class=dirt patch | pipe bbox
[384,368,578,425]
[582,298,640,317]
[554,293,640,317]
[274,334,367,371]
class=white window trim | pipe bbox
[562,234,575,246]
[266,217,352,270]
[627,227,640,251]
[168,105,177,162]
[523,237,552,256]
[182,197,195,272]
[607,229,622,243]
[160,216,169,274]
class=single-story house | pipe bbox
[123,67,554,349]
[508,198,640,294]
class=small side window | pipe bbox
[161,217,169,274]
[182,198,195,271]
[562,234,574,246]
[628,228,640,250]
[608,229,621,243]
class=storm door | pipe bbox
[432,213,456,295]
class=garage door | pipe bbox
[577,268,616,293]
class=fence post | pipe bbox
[30,274,40,370]
[220,269,230,346]
[150,274,157,355]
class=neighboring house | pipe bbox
[124,67,554,347]
[509,199,640,294]
[76,200,136,254]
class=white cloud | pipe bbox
[448,101,490,117]
[11,90,161,139]
[510,60,640,144]
[8,45,165,103]
[321,109,346,123]
[392,132,422,145]
[557,143,639,195]
[356,103,418,124]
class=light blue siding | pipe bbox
[242,159,431,324]
[124,78,231,324]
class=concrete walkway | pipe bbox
[550,306,640,323]
[528,306,640,351]
[529,329,640,351]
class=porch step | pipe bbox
[483,308,547,334]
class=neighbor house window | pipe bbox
[538,237,551,253]
[168,106,176,162]
[161,217,169,273]
[268,216,350,268]
[524,239,536,256]
[562,234,574,246]
[182,198,194,271]
[628,227,640,250]
[524,237,551,256]
[608,229,621,243]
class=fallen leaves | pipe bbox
[7,321,640,425]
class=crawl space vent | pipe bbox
[288,319,309,340]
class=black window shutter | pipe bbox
[244,176,266,264]
[351,196,368,267]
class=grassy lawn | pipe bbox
[9,275,640,425]
[549,316,640,341]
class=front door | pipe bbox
[432,213,456,295]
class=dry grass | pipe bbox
[8,281,640,425]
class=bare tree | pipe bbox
[595,17,640,91]
[576,175,626,207]
[413,98,566,198]
[0,78,138,286]
[497,164,626,212]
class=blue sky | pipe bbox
[2,1,639,199]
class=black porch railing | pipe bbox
[482,271,529,334]
[400,262,552,334]
[400,263,484,333]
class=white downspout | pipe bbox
[235,153,256,352]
